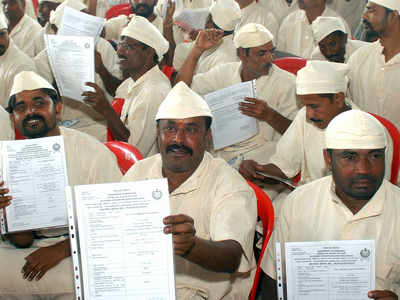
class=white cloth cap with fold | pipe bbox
[370,0,400,11]
[296,60,349,95]
[233,23,273,48]
[0,15,7,30]
[325,110,386,149]
[155,82,213,121]
[121,15,169,62]
[49,0,87,27]
[312,16,346,43]
[209,0,241,31]
[10,71,56,98]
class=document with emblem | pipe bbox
[282,240,375,300]
[66,179,176,300]
[45,34,95,102]
[203,80,258,150]
[0,136,69,233]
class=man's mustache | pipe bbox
[310,118,322,124]
[166,144,193,156]
[350,174,377,185]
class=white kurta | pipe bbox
[0,106,14,140]
[191,62,298,165]
[269,106,393,184]
[237,1,279,40]
[122,152,257,299]
[327,0,366,34]
[311,39,369,63]
[0,40,37,108]
[9,14,42,58]
[348,41,400,131]
[33,22,53,57]
[259,0,298,25]
[262,176,400,296]
[277,6,351,58]
[0,126,122,299]
[116,65,171,157]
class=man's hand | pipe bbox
[95,50,105,74]
[22,243,68,281]
[368,290,398,299]
[194,29,224,52]
[239,160,266,181]
[163,214,196,257]
[163,0,175,28]
[0,181,12,209]
[82,82,112,116]
[239,97,270,122]
[189,29,200,41]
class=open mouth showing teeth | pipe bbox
[26,119,42,129]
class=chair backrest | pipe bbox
[104,141,143,174]
[247,180,274,300]
[107,98,125,142]
[273,57,307,75]
[369,113,400,184]
[105,3,133,20]
[162,65,176,81]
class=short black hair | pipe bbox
[317,93,335,102]
[156,116,212,131]
[140,42,159,65]
[328,30,347,41]
[6,88,60,113]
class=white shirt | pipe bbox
[259,0,298,25]
[9,14,42,58]
[0,106,14,140]
[0,40,37,108]
[262,176,400,295]
[191,62,298,164]
[311,39,369,63]
[116,65,171,157]
[327,0,366,34]
[277,6,350,58]
[348,40,400,131]
[122,152,257,299]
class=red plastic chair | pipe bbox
[107,98,125,142]
[14,126,25,140]
[369,113,400,184]
[104,141,143,174]
[105,3,133,20]
[273,57,307,75]
[247,180,274,300]
[162,65,176,81]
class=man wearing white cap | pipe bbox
[2,0,41,58]
[261,110,400,300]
[122,81,257,299]
[173,0,242,73]
[311,16,368,63]
[277,0,350,58]
[82,15,171,157]
[347,0,400,131]
[0,71,121,298]
[37,0,63,26]
[240,61,393,208]
[0,16,36,109]
[176,23,298,167]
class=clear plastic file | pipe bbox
[66,179,176,300]
[0,136,69,234]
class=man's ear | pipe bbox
[323,149,332,171]
[9,113,15,125]
[334,92,345,109]
[55,101,63,121]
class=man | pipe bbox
[348,0,400,131]
[261,109,400,300]
[0,15,36,108]
[311,16,368,63]
[37,0,63,26]
[173,0,242,73]
[259,0,298,25]
[239,60,393,209]
[0,71,121,298]
[82,15,171,157]
[2,0,41,57]
[277,0,350,58]
[176,24,298,168]
[122,81,257,299]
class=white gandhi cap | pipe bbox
[10,71,56,99]
[209,0,241,31]
[312,16,346,44]
[234,23,274,48]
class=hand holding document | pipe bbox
[0,136,69,233]
[204,81,259,150]
[58,7,105,42]
[45,35,95,102]
[66,179,176,300]
[280,240,375,300]
[255,171,297,190]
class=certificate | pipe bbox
[45,34,95,102]
[66,179,176,300]
[203,81,258,150]
[0,136,69,233]
[283,240,375,300]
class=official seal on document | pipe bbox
[53,143,61,152]
[152,189,162,200]
[360,248,371,258]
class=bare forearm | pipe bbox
[173,47,203,86]
[185,238,242,273]
[8,231,34,248]
[104,108,130,142]
[53,238,71,259]
[264,108,292,135]
[97,67,123,97]
[163,24,176,67]
[87,0,97,15]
